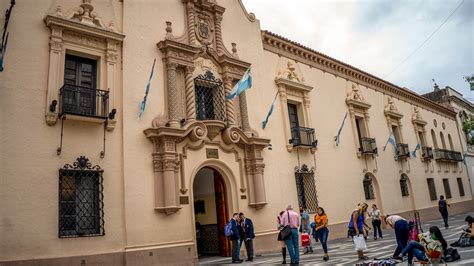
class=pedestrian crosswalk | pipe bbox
[198,213,474,264]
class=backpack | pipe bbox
[224,221,233,238]
[442,247,460,262]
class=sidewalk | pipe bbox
[199,212,474,264]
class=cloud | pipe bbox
[241,0,474,100]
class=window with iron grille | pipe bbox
[363,174,375,200]
[442,178,452,199]
[427,178,437,201]
[59,156,104,238]
[295,165,318,213]
[400,174,409,197]
[457,178,465,197]
[194,71,226,122]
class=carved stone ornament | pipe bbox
[384,96,403,119]
[346,83,371,110]
[412,106,427,126]
[195,10,214,45]
[276,61,303,83]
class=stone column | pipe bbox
[186,1,197,45]
[239,91,250,132]
[223,76,236,127]
[215,13,224,55]
[184,65,196,123]
[45,25,63,126]
[253,161,267,205]
[167,62,180,128]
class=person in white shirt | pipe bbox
[370,204,383,240]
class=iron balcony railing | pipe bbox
[434,148,463,162]
[290,127,317,148]
[421,146,434,160]
[359,137,377,155]
[396,143,410,159]
[59,84,109,119]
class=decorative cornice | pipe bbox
[275,77,313,93]
[261,30,456,119]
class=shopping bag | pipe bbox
[353,235,367,251]
[301,232,310,247]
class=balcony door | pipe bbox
[288,103,300,144]
[63,54,97,116]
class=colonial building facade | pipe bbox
[1,0,472,265]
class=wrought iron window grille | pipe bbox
[294,164,318,213]
[290,127,317,148]
[58,156,104,238]
[194,71,226,122]
[363,174,375,200]
[400,175,409,197]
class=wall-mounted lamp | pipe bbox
[108,108,117,120]
[49,100,57,112]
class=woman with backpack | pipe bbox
[400,226,447,264]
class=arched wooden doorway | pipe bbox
[193,167,230,257]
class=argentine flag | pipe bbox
[226,67,252,100]
[383,132,398,160]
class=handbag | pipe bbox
[280,211,293,240]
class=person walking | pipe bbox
[230,213,243,263]
[300,207,313,254]
[277,211,288,264]
[314,207,330,261]
[239,213,255,262]
[384,214,410,261]
[438,195,450,228]
[348,202,371,260]
[280,204,300,264]
[370,204,383,240]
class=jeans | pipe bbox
[284,228,300,264]
[402,240,428,264]
[372,219,383,238]
[243,238,254,259]
[232,239,240,262]
[315,227,329,253]
[441,211,449,228]
[394,220,410,257]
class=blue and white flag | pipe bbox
[262,91,279,129]
[139,59,156,117]
[0,32,9,72]
[383,132,398,160]
[226,67,252,100]
[411,143,421,158]
[334,112,348,146]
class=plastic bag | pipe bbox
[354,235,367,251]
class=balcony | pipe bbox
[421,146,434,160]
[396,143,410,159]
[290,127,317,148]
[359,137,377,155]
[434,149,463,162]
[59,84,109,121]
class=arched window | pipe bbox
[400,174,409,197]
[363,174,375,200]
[431,129,438,148]
[448,134,454,150]
[440,132,446,149]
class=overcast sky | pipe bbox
[242,0,474,101]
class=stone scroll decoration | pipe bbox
[147,0,271,214]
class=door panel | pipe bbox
[214,171,230,257]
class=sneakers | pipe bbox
[323,255,329,261]
[392,256,403,261]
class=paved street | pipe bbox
[199,213,474,265]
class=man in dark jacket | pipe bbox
[438,195,450,228]
[230,213,242,263]
[239,212,255,261]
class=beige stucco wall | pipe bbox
[1,0,473,264]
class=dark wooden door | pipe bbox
[63,54,97,116]
[214,171,230,257]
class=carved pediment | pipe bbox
[346,84,371,109]
[276,61,304,83]
[384,97,403,119]
[412,107,427,126]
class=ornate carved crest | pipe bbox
[385,97,398,112]
[347,84,365,102]
[195,11,214,45]
[276,61,302,83]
